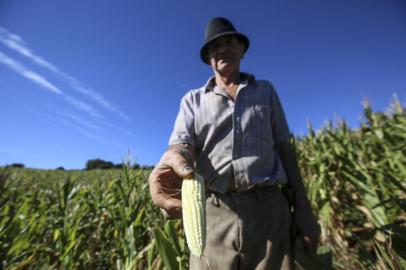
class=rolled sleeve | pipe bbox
[169,92,195,147]
[270,84,292,143]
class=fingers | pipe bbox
[149,180,182,210]
[162,147,194,178]
[161,198,182,219]
[302,227,320,253]
[161,208,182,220]
[156,193,182,212]
[302,235,317,253]
[148,164,183,212]
[154,193,182,219]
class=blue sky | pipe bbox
[0,0,405,169]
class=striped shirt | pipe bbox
[169,73,292,193]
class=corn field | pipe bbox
[1,98,405,269]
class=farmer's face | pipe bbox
[207,35,245,75]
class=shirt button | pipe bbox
[236,117,240,121]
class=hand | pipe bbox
[293,205,321,253]
[148,145,194,219]
[302,235,319,254]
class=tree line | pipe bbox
[3,159,154,171]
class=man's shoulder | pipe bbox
[183,86,204,97]
[254,79,274,89]
[182,76,214,99]
[178,86,205,105]
[249,78,278,95]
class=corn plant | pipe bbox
[1,97,405,269]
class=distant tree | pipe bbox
[6,163,25,168]
[111,163,141,169]
[140,165,154,170]
[85,159,114,170]
[113,163,123,169]
[133,163,140,170]
[56,167,65,171]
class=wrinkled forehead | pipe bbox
[208,35,243,48]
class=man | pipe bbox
[149,17,320,269]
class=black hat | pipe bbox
[200,17,250,64]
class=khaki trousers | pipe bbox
[190,186,293,270]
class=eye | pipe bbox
[208,42,220,52]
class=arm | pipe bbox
[268,83,320,252]
[149,92,196,219]
[275,138,320,252]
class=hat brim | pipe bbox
[200,31,250,64]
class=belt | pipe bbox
[225,184,282,196]
[207,184,283,196]
[208,185,283,206]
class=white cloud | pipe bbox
[62,94,101,119]
[71,82,131,122]
[42,112,99,139]
[24,70,62,94]
[0,26,68,77]
[0,51,62,94]
[36,109,126,149]
[61,118,99,139]
[56,111,102,131]
[0,51,101,118]
[58,117,124,148]
[0,26,130,121]
[0,27,133,141]
[104,121,135,137]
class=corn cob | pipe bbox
[182,173,206,258]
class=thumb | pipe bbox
[169,154,194,178]
[165,150,194,178]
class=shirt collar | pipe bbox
[203,72,255,93]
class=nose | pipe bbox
[217,43,228,53]
[215,41,232,55]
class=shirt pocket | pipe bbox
[242,104,273,142]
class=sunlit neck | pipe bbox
[214,71,241,88]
